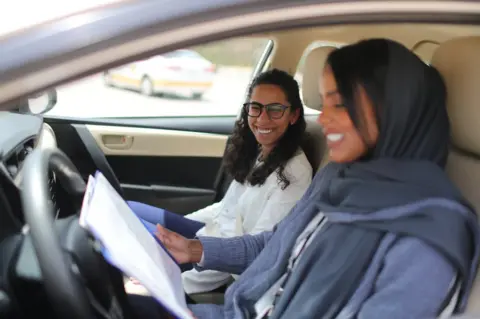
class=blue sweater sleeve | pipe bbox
[358,237,457,319]
[196,231,274,275]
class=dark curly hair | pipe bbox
[222,68,306,190]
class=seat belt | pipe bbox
[72,124,124,197]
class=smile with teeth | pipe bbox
[326,133,344,142]
[257,128,273,134]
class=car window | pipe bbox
[164,50,204,59]
[46,37,271,118]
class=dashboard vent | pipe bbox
[4,138,35,178]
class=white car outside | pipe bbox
[103,49,216,99]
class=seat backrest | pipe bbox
[431,36,480,314]
[301,116,327,173]
[300,45,337,171]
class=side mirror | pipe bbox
[20,89,57,115]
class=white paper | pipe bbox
[80,171,193,319]
[79,175,95,228]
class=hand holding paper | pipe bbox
[155,224,204,264]
[79,171,194,319]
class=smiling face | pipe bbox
[317,65,379,163]
[247,84,300,156]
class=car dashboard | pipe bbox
[0,111,76,317]
[0,111,61,236]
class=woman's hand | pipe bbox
[155,224,203,264]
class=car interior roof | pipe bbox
[255,23,480,74]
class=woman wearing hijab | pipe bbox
[130,38,480,318]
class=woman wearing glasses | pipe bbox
[128,68,312,294]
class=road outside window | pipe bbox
[46,37,319,119]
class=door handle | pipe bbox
[101,134,133,150]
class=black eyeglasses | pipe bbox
[243,102,290,120]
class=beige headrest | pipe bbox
[431,36,480,155]
[301,45,337,110]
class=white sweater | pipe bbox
[181,150,313,294]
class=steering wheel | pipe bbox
[17,147,129,318]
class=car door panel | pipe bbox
[85,125,227,157]
[87,124,228,214]
[45,116,236,215]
